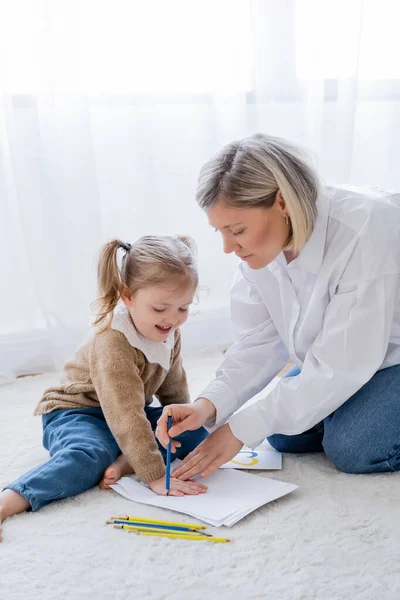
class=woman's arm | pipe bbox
[197,264,288,429]
[155,264,287,449]
[227,271,400,448]
[172,272,400,480]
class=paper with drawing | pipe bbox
[220,440,282,470]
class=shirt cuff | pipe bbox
[196,379,238,431]
[228,402,272,449]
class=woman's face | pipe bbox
[207,192,289,269]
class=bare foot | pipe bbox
[0,489,31,542]
[99,454,135,490]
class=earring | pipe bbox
[285,215,289,225]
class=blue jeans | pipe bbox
[268,365,400,473]
[5,406,208,511]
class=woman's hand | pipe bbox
[155,398,216,451]
[148,474,208,497]
[171,424,244,480]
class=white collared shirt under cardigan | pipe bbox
[200,185,400,448]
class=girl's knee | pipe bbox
[267,434,293,452]
[67,444,117,481]
[268,431,324,453]
[174,427,208,458]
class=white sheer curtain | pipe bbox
[1,0,400,381]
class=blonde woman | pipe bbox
[157,133,400,478]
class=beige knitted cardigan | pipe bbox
[35,326,190,483]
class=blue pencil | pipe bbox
[166,407,173,496]
[111,520,211,535]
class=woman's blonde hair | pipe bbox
[91,235,198,331]
[196,133,320,252]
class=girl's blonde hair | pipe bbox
[196,133,320,252]
[92,235,198,331]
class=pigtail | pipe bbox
[91,239,130,331]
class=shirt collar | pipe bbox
[289,187,331,274]
[111,305,174,370]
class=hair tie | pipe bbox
[121,242,131,253]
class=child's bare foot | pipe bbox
[0,489,31,542]
[99,454,135,490]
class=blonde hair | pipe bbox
[196,133,320,252]
[91,235,198,331]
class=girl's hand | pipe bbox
[155,398,216,450]
[148,475,208,497]
[172,424,244,480]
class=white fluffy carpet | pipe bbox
[1,350,399,600]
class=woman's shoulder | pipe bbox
[327,184,400,232]
[324,185,400,253]
[326,185,400,279]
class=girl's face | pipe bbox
[122,280,195,342]
[207,192,289,270]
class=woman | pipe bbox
[156,133,400,477]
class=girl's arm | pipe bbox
[90,329,166,484]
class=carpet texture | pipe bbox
[1,350,399,600]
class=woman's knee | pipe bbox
[322,431,371,474]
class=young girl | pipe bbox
[0,235,208,540]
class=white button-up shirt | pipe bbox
[200,185,400,448]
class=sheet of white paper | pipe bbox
[110,463,297,527]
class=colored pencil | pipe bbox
[112,516,206,529]
[108,519,211,535]
[114,524,209,536]
[166,407,173,495]
[132,531,232,543]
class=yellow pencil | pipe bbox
[108,519,210,535]
[114,524,210,537]
[112,516,206,530]
[132,531,232,543]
